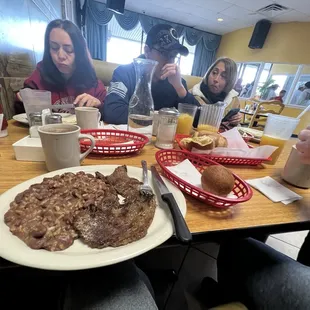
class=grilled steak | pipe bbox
[74,166,156,248]
[4,166,156,251]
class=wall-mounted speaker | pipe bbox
[248,19,271,49]
[107,0,125,14]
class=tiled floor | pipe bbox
[136,231,309,309]
[267,230,309,260]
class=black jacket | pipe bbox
[101,58,199,124]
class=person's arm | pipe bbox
[101,66,133,124]
[160,64,199,106]
[74,80,107,108]
[178,79,200,106]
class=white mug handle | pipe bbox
[79,133,95,161]
[98,111,101,123]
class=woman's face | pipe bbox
[207,61,227,94]
[49,28,75,76]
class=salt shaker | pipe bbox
[29,112,42,138]
[155,108,179,149]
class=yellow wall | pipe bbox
[270,64,310,75]
[271,64,299,75]
[217,22,310,64]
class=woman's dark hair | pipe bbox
[41,19,97,91]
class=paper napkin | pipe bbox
[247,176,302,205]
[167,159,202,188]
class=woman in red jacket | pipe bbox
[17,19,106,112]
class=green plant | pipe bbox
[258,76,275,98]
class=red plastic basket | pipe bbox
[80,129,149,155]
[156,149,253,208]
[175,134,271,166]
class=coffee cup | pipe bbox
[75,107,101,129]
[282,145,310,189]
[38,124,95,171]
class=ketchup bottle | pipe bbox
[0,85,8,137]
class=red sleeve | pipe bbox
[24,67,42,90]
[94,79,107,106]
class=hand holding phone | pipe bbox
[222,108,240,122]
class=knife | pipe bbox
[49,104,75,110]
[151,166,192,244]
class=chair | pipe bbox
[248,100,284,129]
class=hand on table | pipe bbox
[74,93,101,107]
[161,63,187,98]
[228,112,243,125]
[296,126,310,164]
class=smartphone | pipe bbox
[222,108,240,122]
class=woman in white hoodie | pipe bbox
[190,57,242,128]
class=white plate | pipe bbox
[13,113,76,125]
[0,165,186,270]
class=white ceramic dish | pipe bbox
[0,165,186,270]
[13,113,76,125]
[12,135,45,162]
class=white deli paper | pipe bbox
[103,124,128,131]
[191,127,277,159]
[94,123,135,145]
[167,159,203,188]
[167,159,237,199]
[247,176,302,205]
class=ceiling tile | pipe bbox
[276,0,310,15]
[221,5,266,22]
[183,0,233,12]
[177,5,220,20]
[223,0,274,12]
[273,9,310,23]
[105,0,310,35]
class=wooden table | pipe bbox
[1,120,310,242]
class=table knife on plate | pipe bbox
[50,104,75,110]
[151,166,192,244]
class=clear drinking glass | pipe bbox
[176,103,197,135]
[155,108,179,149]
[197,102,226,132]
[128,58,158,142]
[260,114,300,165]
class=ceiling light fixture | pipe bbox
[217,17,224,22]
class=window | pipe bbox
[106,17,195,74]
[237,63,261,98]
[107,16,143,64]
[290,65,310,106]
[179,38,195,75]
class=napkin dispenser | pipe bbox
[12,136,45,162]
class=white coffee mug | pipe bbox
[38,124,95,171]
[75,107,101,129]
[282,145,310,189]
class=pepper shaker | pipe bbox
[45,114,63,124]
[155,108,180,149]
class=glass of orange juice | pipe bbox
[176,103,197,135]
[260,114,299,165]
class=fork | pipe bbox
[140,160,154,197]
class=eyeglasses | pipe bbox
[151,48,178,60]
